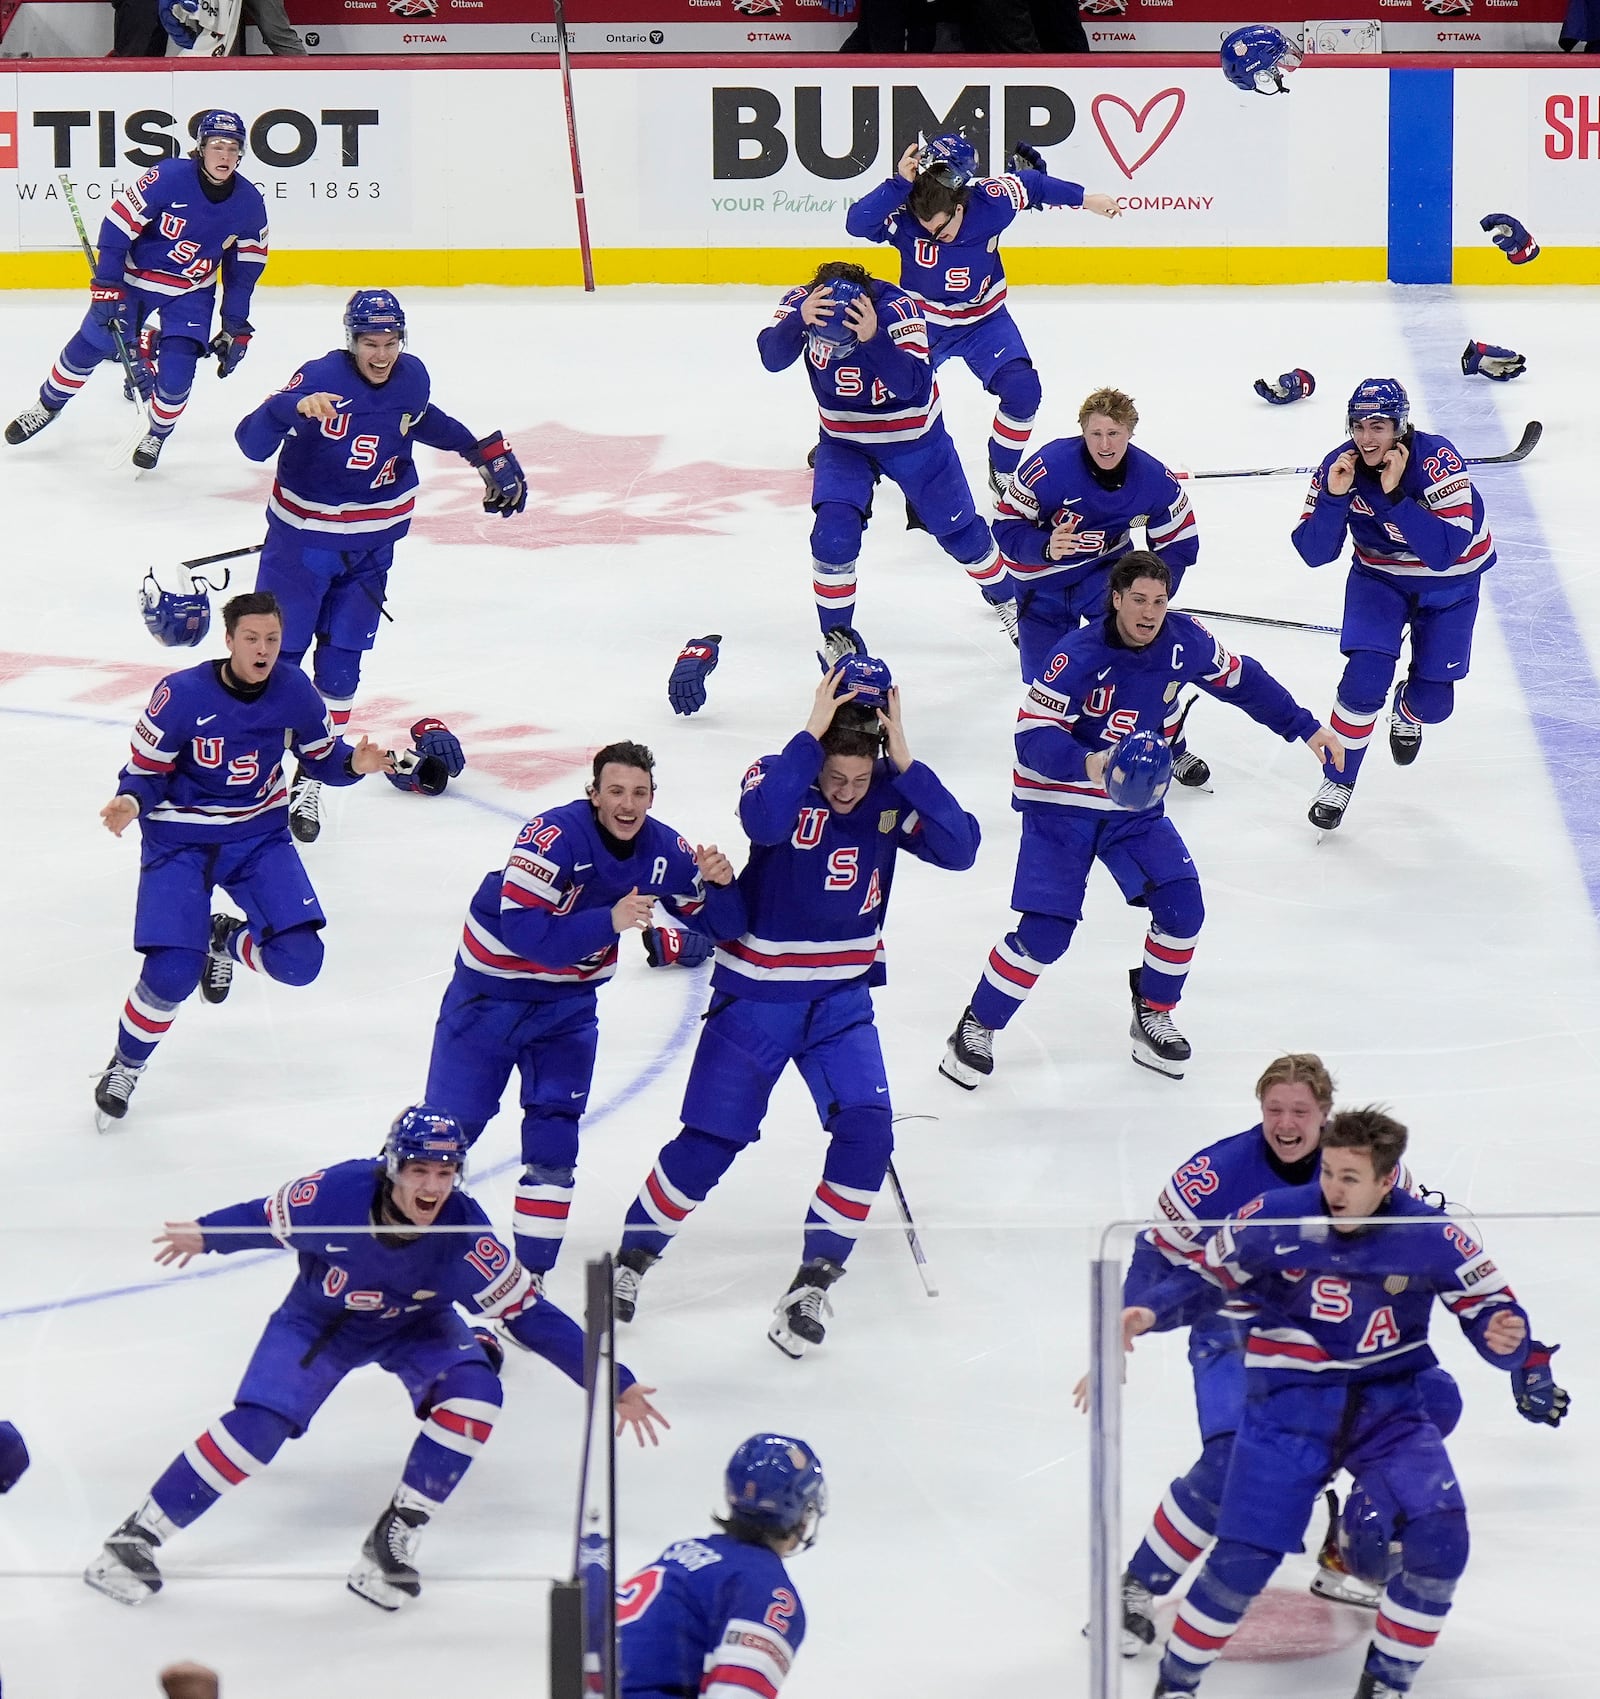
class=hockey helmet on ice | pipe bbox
[724,1434,827,1546]
[1220,25,1301,95]
[140,564,231,648]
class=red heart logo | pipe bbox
[1091,88,1186,180]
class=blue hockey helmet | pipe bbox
[384,1104,469,1182]
[345,288,408,350]
[806,277,866,367]
[838,652,892,710]
[194,109,246,152]
[917,131,980,189]
[1220,25,1301,95]
[1105,729,1174,811]
[725,1434,827,1547]
[1346,377,1410,436]
[139,564,231,648]
[1337,1485,1399,1587]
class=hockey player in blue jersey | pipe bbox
[1293,378,1495,833]
[612,662,980,1355]
[92,592,394,1130]
[1123,1107,1556,1699]
[941,553,1340,1087]
[82,1106,666,1613]
[235,288,527,843]
[846,135,1120,505]
[5,110,268,472]
[423,740,746,1278]
[759,259,1012,657]
[619,1433,823,1699]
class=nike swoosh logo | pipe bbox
[196,714,218,725]
[1275,1244,1297,1255]
[1097,669,1110,681]
[170,202,187,207]
[325,1244,348,1252]
[1441,1479,1455,1490]
[574,863,592,871]
[302,898,316,905]
[570,1090,585,1099]
[876,1085,888,1093]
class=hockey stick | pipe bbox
[178,542,263,572]
[888,1116,938,1299]
[59,175,154,468]
[551,0,596,292]
[1176,419,1542,482]
[1177,605,1339,637]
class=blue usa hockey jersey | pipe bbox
[617,1532,805,1699]
[713,732,979,1002]
[845,169,1085,331]
[454,800,747,1002]
[116,659,362,845]
[1013,612,1319,815]
[235,350,480,548]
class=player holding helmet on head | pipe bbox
[235,289,529,841]
[759,259,1013,658]
[846,133,1120,511]
[619,1434,825,1698]
[1292,378,1496,832]
[5,110,268,471]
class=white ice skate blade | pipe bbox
[1309,1569,1381,1609]
[83,1552,158,1605]
[346,1560,413,1612]
[766,1321,810,1360]
[937,1047,982,1091]
[1130,1044,1186,1081]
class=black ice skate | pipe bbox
[1171,749,1212,788]
[613,1247,658,1324]
[201,913,245,1005]
[1309,779,1355,832]
[768,1257,844,1360]
[987,465,1007,501]
[939,1006,995,1091]
[988,596,1020,647]
[347,1490,431,1611]
[4,401,60,446]
[83,1514,164,1605]
[1354,1674,1405,1699]
[1387,684,1423,766]
[1129,968,1190,1079]
[132,432,165,471]
[93,1055,145,1132]
[1309,1488,1381,1608]
[1121,1571,1158,1656]
[288,768,323,844]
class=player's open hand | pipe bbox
[1306,727,1345,772]
[896,141,921,183]
[1047,509,1086,561]
[878,685,912,773]
[1083,192,1121,219]
[694,843,736,887]
[1378,442,1410,494]
[800,285,835,329]
[1085,749,1111,786]
[615,1383,670,1448]
[806,665,861,741]
[153,1222,206,1267]
[349,736,394,776]
[295,392,349,421]
[100,795,139,837]
[1070,1307,1155,1411]
[1325,448,1358,496]
[612,887,657,932]
[841,290,879,345]
[1485,1308,1529,1357]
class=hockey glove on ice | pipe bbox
[1480,212,1539,265]
[470,431,528,516]
[642,925,716,969]
[209,319,253,379]
[1253,368,1316,404]
[412,717,467,777]
[385,720,462,796]
[1513,1341,1570,1427]
[0,1421,29,1493]
[1461,340,1526,382]
[1006,141,1047,174]
[667,634,722,715]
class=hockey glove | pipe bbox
[89,282,133,336]
[385,748,450,797]
[122,351,156,404]
[470,431,528,516]
[1480,212,1539,265]
[642,924,716,969]
[1006,141,1047,174]
[1460,340,1526,382]
[471,1327,506,1376]
[667,634,722,716]
[1512,1341,1570,1428]
[0,1421,29,1493]
[412,716,467,778]
[208,319,253,379]
[158,0,202,44]
[1253,368,1316,404]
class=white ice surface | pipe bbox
[0,282,1597,1697]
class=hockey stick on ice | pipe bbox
[551,0,596,292]
[1176,606,1339,637]
[888,1116,939,1298]
[59,174,153,468]
[1174,419,1542,482]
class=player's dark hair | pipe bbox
[1108,551,1171,599]
[907,173,968,225]
[713,1510,798,1552]
[1255,1053,1335,1112]
[222,591,283,634]
[819,705,883,761]
[807,259,876,293]
[590,740,656,788]
[1321,1106,1408,1177]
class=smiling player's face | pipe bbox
[352,332,402,385]
[390,1159,459,1227]
[590,764,654,841]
